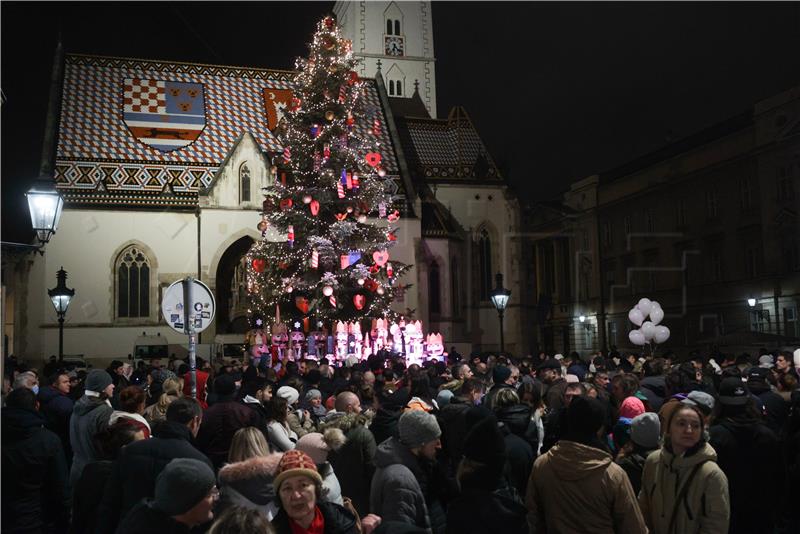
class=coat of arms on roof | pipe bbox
[122,78,206,152]
[262,87,294,132]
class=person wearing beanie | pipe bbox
[196,375,258,470]
[296,428,347,505]
[482,364,519,411]
[301,388,328,425]
[746,366,789,434]
[370,410,444,533]
[526,396,647,534]
[95,397,212,533]
[69,368,115,487]
[115,458,218,533]
[270,449,364,534]
[537,359,568,413]
[446,413,527,534]
[615,412,660,494]
[279,385,315,439]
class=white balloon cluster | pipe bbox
[627,298,670,346]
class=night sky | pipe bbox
[2,2,798,243]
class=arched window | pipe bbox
[394,19,401,35]
[429,262,441,315]
[386,19,393,35]
[389,80,395,95]
[117,246,150,318]
[240,163,251,203]
[451,258,460,316]
[478,228,492,300]
[395,82,402,96]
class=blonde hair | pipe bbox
[228,426,271,463]
[156,378,182,412]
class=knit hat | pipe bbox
[436,388,454,407]
[758,354,775,369]
[748,367,769,381]
[537,359,561,372]
[153,458,215,516]
[631,412,661,449]
[398,410,441,448]
[719,377,749,406]
[273,449,323,491]
[85,369,113,393]
[214,374,237,396]
[462,414,506,472]
[564,396,606,440]
[619,396,646,419]
[277,386,300,406]
[492,365,511,384]
[304,388,322,401]
[565,374,580,384]
[296,428,346,465]
[683,390,715,416]
[151,368,177,385]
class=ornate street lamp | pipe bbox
[26,178,64,247]
[490,273,511,354]
[48,267,75,361]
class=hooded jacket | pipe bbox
[217,453,282,520]
[639,443,729,534]
[69,394,113,486]
[370,436,431,533]
[1,407,70,533]
[38,384,74,457]
[525,440,647,534]
[640,376,668,412]
[196,397,257,470]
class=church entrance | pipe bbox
[215,236,255,335]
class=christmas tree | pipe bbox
[246,15,410,326]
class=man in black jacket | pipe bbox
[1,388,70,534]
[38,370,74,463]
[96,397,211,533]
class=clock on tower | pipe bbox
[384,35,404,57]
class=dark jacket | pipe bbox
[747,380,789,434]
[615,447,656,496]
[482,382,513,412]
[38,385,74,460]
[271,501,358,534]
[709,417,783,534]
[370,436,430,531]
[495,404,536,496]
[639,376,667,412]
[70,460,113,534]
[114,500,191,534]
[446,487,527,534]
[369,407,401,447]
[70,395,114,486]
[321,412,377,517]
[437,397,471,475]
[195,398,257,470]
[96,421,212,534]
[1,407,70,534]
[495,403,538,453]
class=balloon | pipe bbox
[641,321,656,341]
[650,306,665,326]
[628,308,645,326]
[629,329,646,346]
[637,298,653,317]
[654,326,670,344]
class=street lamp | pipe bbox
[747,297,757,308]
[26,178,64,247]
[579,315,586,323]
[490,272,511,354]
[48,267,75,361]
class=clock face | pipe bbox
[384,36,404,57]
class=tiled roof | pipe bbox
[387,92,430,119]
[394,106,502,181]
[54,54,401,205]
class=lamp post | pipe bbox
[490,272,511,354]
[26,178,64,248]
[48,267,75,361]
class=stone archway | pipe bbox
[214,236,255,334]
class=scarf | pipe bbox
[288,506,324,534]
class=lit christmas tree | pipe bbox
[246,15,410,327]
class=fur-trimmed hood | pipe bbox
[219,453,283,483]
[319,411,372,434]
[218,453,283,507]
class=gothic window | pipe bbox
[394,19,401,35]
[385,18,401,35]
[240,163,251,203]
[429,262,441,315]
[478,228,492,301]
[389,80,395,95]
[386,19,393,35]
[117,246,150,318]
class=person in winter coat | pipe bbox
[109,385,152,438]
[278,385,316,438]
[371,410,444,534]
[526,395,647,534]
[708,377,783,534]
[116,458,218,534]
[196,374,258,469]
[1,388,70,534]
[271,450,364,534]
[217,427,283,521]
[492,388,535,497]
[446,414,527,534]
[437,378,485,476]
[96,397,211,533]
[320,392,377,517]
[745,366,788,434]
[615,412,660,495]
[142,376,182,425]
[208,505,278,534]
[38,370,74,463]
[639,403,729,534]
[267,395,299,451]
[296,428,347,506]
[69,368,115,486]
[481,364,517,412]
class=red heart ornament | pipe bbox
[353,294,366,310]
[372,250,389,266]
[335,213,348,221]
[387,210,400,222]
[310,200,320,216]
[295,296,309,314]
[365,152,382,167]
[251,258,267,273]
[387,232,397,242]
[280,198,293,210]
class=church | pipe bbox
[6,1,524,365]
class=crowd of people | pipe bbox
[2,346,799,534]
